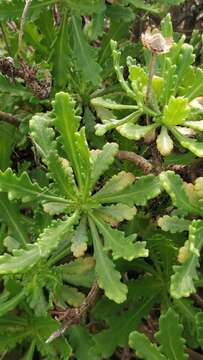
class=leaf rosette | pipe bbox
[91,14,203,157]
[0,92,162,304]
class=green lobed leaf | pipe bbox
[51,13,70,89]
[71,216,88,258]
[95,111,142,136]
[0,193,28,245]
[55,284,85,308]
[0,314,31,352]
[91,214,148,261]
[71,16,102,86]
[129,331,166,360]
[174,44,195,93]
[93,171,135,201]
[90,143,118,187]
[0,212,78,274]
[156,126,174,156]
[147,232,177,279]
[42,201,68,215]
[185,68,203,101]
[0,168,64,203]
[95,175,161,206]
[106,3,135,23]
[53,92,91,194]
[68,325,99,360]
[185,120,203,131]
[110,40,135,99]
[91,97,137,110]
[161,13,173,38]
[158,215,190,233]
[95,203,137,226]
[0,0,55,21]
[156,308,188,360]
[170,127,203,157]
[160,58,177,106]
[0,74,32,97]
[91,279,159,358]
[0,122,16,171]
[85,11,105,41]
[162,97,189,126]
[0,244,39,275]
[60,257,95,288]
[159,171,203,215]
[117,122,158,140]
[170,220,203,298]
[65,0,106,14]
[30,113,78,200]
[0,288,26,317]
[174,299,200,348]
[88,217,127,303]
[127,0,159,13]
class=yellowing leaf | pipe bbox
[162,97,189,126]
[156,126,173,156]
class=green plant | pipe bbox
[0,91,161,357]
[0,1,203,359]
[92,14,203,157]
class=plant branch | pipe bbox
[187,348,203,360]
[0,111,19,127]
[46,281,99,343]
[18,0,33,55]
[192,293,203,309]
[116,150,152,174]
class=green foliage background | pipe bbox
[0,0,203,359]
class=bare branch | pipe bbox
[116,150,153,174]
[187,348,203,360]
[46,282,99,343]
[0,111,19,127]
[192,293,203,309]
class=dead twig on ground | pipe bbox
[116,150,153,174]
[0,111,19,127]
[46,281,99,343]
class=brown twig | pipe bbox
[168,158,203,182]
[187,348,203,360]
[53,4,61,26]
[116,150,153,174]
[46,281,99,343]
[0,111,19,127]
[192,293,203,309]
[121,347,132,360]
[151,143,164,174]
